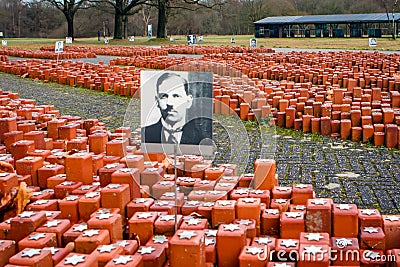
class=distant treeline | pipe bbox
[0,0,389,38]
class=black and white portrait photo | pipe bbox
[141,71,213,155]
[250,38,257,48]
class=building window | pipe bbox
[259,27,264,35]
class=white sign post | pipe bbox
[65,37,72,44]
[250,38,257,48]
[1,40,7,46]
[104,37,109,44]
[129,36,135,42]
[55,41,63,63]
[148,25,152,38]
[369,38,377,47]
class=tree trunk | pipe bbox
[114,3,123,39]
[157,0,167,38]
[65,14,74,39]
[123,15,128,39]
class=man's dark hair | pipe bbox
[156,72,189,95]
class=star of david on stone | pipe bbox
[79,185,93,190]
[73,224,88,232]
[266,209,279,215]
[134,198,147,204]
[218,183,231,188]
[294,205,306,210]
[205,238,215,246]
[32,192,43,196]
[85,192,99,198]
[246,247,264,255]
[138,246,155,255]
[104,164,118,169]
[186,201,200,206]
[303,245,323,255]
[276,187,290,191]
[98,244,116,253]
[202,202,214,207]
[335,238,352,248]
[61,181,75,186]
[33,200,49,205]
[0,172,9,177]
[115,240,130,247]
[19,211,36,218]
[178,230,197,239]
[65,196,79,201]
[113,255,133,265]
[363,251,380,260]
[274,263,292,267]
[21,248,41,258]
[159,181,172,186]
[45,165,56,168]
[160,215,175,221]
[198,180,210,184]
[43,247,59,255]
[256,237,273,245]
[209,191,222,195]
[108,184,121,189]
[119,168,133,173]
[311,199,326,205]
[137,212,153,219]
[337,204,352,210]
[360,209,376,216]
[304,233,324,241]
[218,200,232,206]
[295,184,308,189]
[250,190,264,195]
[285,212,302,218]
[97,209,111,214]
[83,229,100,237]
[280,239,298,248]
[275,199,288,204]
[242,198,256,203]
[97,213,113,220]
[64,254,86,266]
[205,230,218,237]
[44,220,61,228]
[155,201,169,206]
[183,178,196,183]
[223,224,240,232]
[4,219,11,224]
[364,227,379,234]
[29,233,46,240]
[186,218,202,225]
[236,219,252,225]
[235,188,249,195]
[162,192,175,197]
[385,215,400,222]
[195,190,206,195]
[153,235,168,243]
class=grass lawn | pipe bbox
[3,35,400,51]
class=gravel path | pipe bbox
[1,72,400,214]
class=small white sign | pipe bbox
[148,25,152,38]
[230,37,236,44]
[55,41,63,53]
[198,36,203,42]
[170,37,174,43]
[104,37,109,44]
[65,37,72,44]
[250,38,257,48]
[369,38,377,47]
[2,40,7,46]
[129,36,135,42]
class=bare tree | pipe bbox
[380,0,399,39]
[45,0,91,39]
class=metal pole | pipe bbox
[174,143,178,232]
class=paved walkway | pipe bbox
[1,71,399,214]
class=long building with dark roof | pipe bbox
[254,13,400,38]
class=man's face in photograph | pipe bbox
[156,75,193,126]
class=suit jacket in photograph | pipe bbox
[142,117,212,145]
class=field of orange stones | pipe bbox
[0,84,400,266]
[1,46,400,149]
